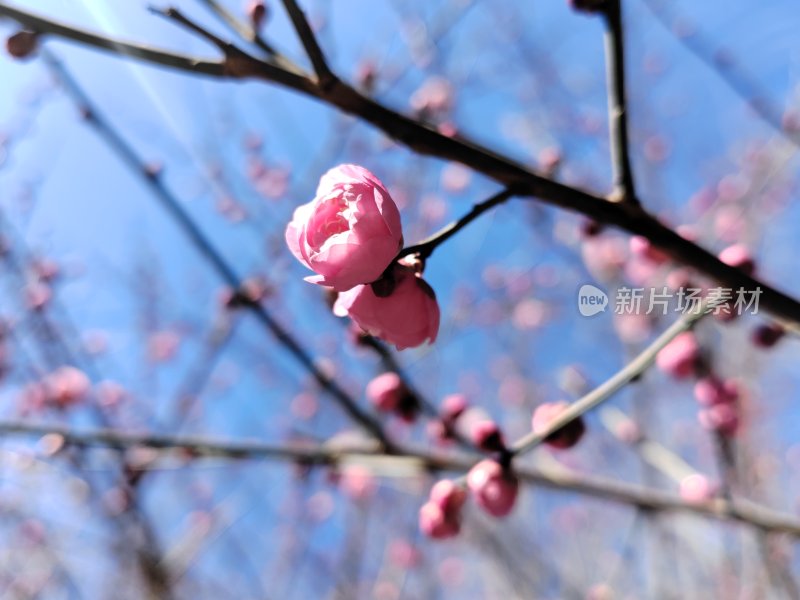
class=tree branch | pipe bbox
[398,187,516,260]
[602,0,638,204]
[0,3,223,76]
[4,419,800,537]
[279,0,335,87]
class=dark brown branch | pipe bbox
[279,0,335,87]
[398,188,515,260]
[195,0,282,60]
[0,3,223,76]
[602,0,638,204]
[43,52,392,450]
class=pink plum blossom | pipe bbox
[286,165,403,291]
[333,264,439,350]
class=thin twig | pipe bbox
[3,419,800,537]
[279,0,336,87]
[602,0,638,204]
[398,188,515,260]
[194,0,285,62]
[511,300,713,456]
[0,3,223,75]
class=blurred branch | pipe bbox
[602,0,639,205]
[601,406,696,481]
[641,0,800,148]
[42,52,392,450]
[3,3,800,327]
[4,419,800,537]
[511,300,713,456]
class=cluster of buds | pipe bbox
[694,375,740,437]
[419,459,519,539]
[421,399,592,538]
[657,330,741,438]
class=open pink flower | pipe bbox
[286,165,403,291]
[333,265,439,350]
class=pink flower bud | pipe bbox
[45,366,90,408]
[246,0,267,30]
[365,372,405,412]
[24,281,51,311]
[538,146,562,173]
[466,460,518,517]
[429,479,467,513]
[419,502,460,539]
[531,401,586,449]
[286,165,403,292]
[655,331,700,379]
[410,77,453,117]
[333,264,440,350]
[441,394,469,422]
[693,376,738,406]
[698,403,740,437]
[147,331,181,362]
[388,539,420,569]
[6,31,38,59]
[679,473,717,503]
[629,236,669,265]
[470,420,506,452]
[420,480,466,539]
[339,465,376,500]
[751,323,785,348]
[718,243,755,276]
